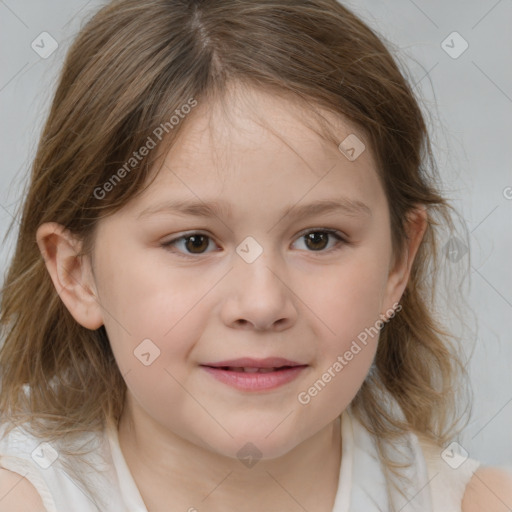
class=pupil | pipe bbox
[306,232,328,251]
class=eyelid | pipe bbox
[295,227,347,241]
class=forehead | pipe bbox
[119,83,387,222]
[169,83,372,175]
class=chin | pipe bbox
[198,426,306,464]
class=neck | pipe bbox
[117,397,343,512]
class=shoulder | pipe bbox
[462,466,512,512]
[0,468,45,511]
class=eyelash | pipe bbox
[160,228,348,259]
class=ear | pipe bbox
[36,222,104,330]
[381,205,428,316]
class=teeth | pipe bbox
[226,367,280,373]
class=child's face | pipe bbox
[86,85,415,459]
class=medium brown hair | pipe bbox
[0,0,473,506]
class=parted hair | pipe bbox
[0,0,472,506]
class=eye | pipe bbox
[161,232,217,257]
[161,229,347,258]
[292,229,347,253]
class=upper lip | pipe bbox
[201,357,306,368]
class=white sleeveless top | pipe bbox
[0,407,480,512]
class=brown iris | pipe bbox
[304,232,329,251]
[184,235,210,254]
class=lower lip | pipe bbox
[201,366,307,391]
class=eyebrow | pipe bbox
[137,197,372,222]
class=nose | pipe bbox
[220,250,299,332]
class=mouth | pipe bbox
[199,357,308,391]
[205,365,301,373]
[201,357,305,369]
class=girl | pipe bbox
[0,0,510,510]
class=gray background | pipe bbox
[1,0,511,469]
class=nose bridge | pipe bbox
[234,235,285,297]
[222,235,297,330]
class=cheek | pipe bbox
[304,250,390,348]
[297,345,376,415]
[97,243,211,338]
[291,252,389,421]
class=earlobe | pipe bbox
[382,205,428,313]
[36,222,104,330]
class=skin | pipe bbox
[34,83,432,511]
